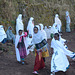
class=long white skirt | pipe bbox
[15,48,21,62]
[51,50,69,72]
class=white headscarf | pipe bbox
[44,26,47,29]
[31,25,44,44]
[66,11,69,16]
[39,23,47,41]
[0,25,7,42]
[16,14,24,35]
[27,17,34,37]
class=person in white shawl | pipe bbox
[28,25,45,74]
[15,30,27,63]
[50,33,75,75]
[44,26,50,39]
[0,25,7,44]
[39,24,47,41]
[50,23,58,39]
[39,24,49,62]
[16,14,24,35]
[55,14,62,32]
[27,17,34,38]
[66,11,71,32]
[51,23,58,34]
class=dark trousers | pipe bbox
[43,57,45,62]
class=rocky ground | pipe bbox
[0,31,75,75]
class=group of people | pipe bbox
[0,11,73,75]
[44,11,71,39]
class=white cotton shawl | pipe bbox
[15,33,28,61]
[0,25,7,42]
[39,23,47,41]
[55,14,62,32]
[51,38,75,57]
[31,25,44,45]
[16,14,24,35]
[66,11,71,24]
[15,35,21,61]
[66,11,69,16]
[51,38,75,72]
[27,17,34,37]
[50,23,58,34]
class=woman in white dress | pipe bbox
[16,14,24,35]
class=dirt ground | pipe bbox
[0,31,75,75]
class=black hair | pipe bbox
[54,33,59,37]
[18,30,23,33]
[34,26,38,30]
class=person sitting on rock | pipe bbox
[6,26,15,44]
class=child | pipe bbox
[28,25,47,74]
[16,30,27,65]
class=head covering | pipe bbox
[66,11,69,16]
[55,14,59,18]
[31,25,44,44]
[39,23,44,31]
[0,25,7,42]
[27,17,34,37]
[34,25,40,32]
[16,14,24,35]
[49,26,51,28]
[17,14,22,21]
[44,26,47,29]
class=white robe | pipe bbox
[25,37,34,55]
[31,25,44,45]
[15,34,28,61]
[27,17,34,38]
[16,14,24,35]
[50,23,58,34]
[55,14,62,32]
[44,28,50,39]
[39,24,47,41]
[15,35,21,61]
[0,25,7,42]
[51,38,75,72]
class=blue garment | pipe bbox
[66,16,71,32]
[1,38,7,44]
[6,27,15,44]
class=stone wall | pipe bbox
[0,0,75,32]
